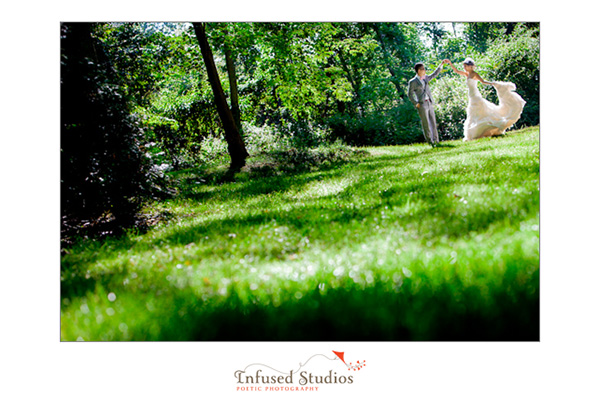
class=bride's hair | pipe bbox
[463,57,475,66]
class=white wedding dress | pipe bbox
[463,78,526,141]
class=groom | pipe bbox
[408,60,447,147]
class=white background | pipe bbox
[2,1,599,398]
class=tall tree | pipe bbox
[223,34,243,136]
[192,22,248,172]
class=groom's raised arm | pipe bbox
[426,62,444,81]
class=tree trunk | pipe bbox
[192,22,248,172]
[224,40,243,136]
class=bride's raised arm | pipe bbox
[445,59,468,77]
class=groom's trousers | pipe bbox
[417,99,439,143]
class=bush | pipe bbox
[140,97,221,170]
[327,101,423,146]
[196,133,229,164]
[242,124,283,154]
[387,102,427,144]
[228,124,367,176]
[61,23,167,230]
[431,76,469,140]
[270,140,367,172]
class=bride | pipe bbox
[445,58,526,141]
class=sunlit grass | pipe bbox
[61,127,539,341]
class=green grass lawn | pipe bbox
[61,127,540,341]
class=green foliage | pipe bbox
[242,124,283,154]
[97,23,218,171]
[436,35,469,63]
[61,127,539,340]
[61,23,168,233]
[463,22,539,54]
[430,76,468,140]
[196,134,229,165]
[463,23,508,53]
[328,101,423,146]
[96,23,171,107]
[268,140,366,173]
[418,22,448,52]
[323,23,427,146]
[248,23,333,122]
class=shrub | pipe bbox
[242,124,283,154]
[327,101,423,147]
[270,140,367,172]
[431,76,468,140]
[197,133,229,164]
[61,23,167,231]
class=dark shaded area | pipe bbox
[134,278,539,341]
[61,23,169,242]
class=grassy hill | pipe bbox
[61,127,540,341]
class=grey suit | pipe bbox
[408,64,443,144]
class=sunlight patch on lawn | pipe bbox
[450,184,493,199]
[290,177,354,199]
[366,144,429,157]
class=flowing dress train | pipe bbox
[463,79,526,141]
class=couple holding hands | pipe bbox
[408,58,526,145]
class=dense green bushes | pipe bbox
[431,76,468,140]
[328,102,423,146]
[61,23,166,232]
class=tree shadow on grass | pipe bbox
[149,178,537,251]
[176,148,449,204]
[61,140,539,265]
[161,137,531,210]
[62,145,538,268]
